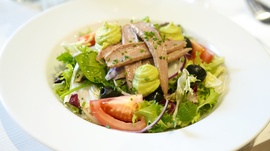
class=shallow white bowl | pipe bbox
[1,0,270,150]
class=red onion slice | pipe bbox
[168,56,186,79]
[105,67,123,81]
[136,98,169,133]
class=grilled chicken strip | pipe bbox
[124,61,142,88]
[105,40,186,67]
[114,48,190,81]
[96,43,121,61]
[167,48,191,62]
[122,24,138,44]
[122,24,140,89]
[130,21,168,96]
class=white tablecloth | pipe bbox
[0,0,270,150]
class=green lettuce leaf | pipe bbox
[57,51,76,67]
[197,85,219,115]
[135,101,174,133]
[53,64,74,98]
[63,41,93,54]
[176,101,197,122]
[75,51,108,85]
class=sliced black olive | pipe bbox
[54,76,64,83]
[144,87,164,102]
[184,37,192,49]
[100,86,121,98]
[186,64,207,81]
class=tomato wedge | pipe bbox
[189,39,214,63]
[90,95,147,131]
[101,96,139,122]
[200,48,214,64]
[78,32,95,46]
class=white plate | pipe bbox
[1,0,270,150]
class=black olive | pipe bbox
[144,87,164,102]
[54,76,64,83]
[100,86,121,98]
[184,37,192,54]
[186,65,207,81]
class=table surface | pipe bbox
[1,0,270,150]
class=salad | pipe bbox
[53,17,226,133]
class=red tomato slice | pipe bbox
[189,39,214,63]
[90,95,147,131]
[78,32,95,46]
[200,48,214,63]
[101,95,139,122]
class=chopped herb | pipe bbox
[145,77,150,81]
[180,57,185,62]
[130,87,137,93]
[112,59,119,64]
[157,40,163,45]
[159,56,166,60]
[144,31,155,38]
[124,55,130,60]
[143,31,156,41]
[106,125,111,129]
[133,44,137,47]
[140,49,145,53]
[82,101,86,107]
[144,36,149,41]
[154,23,160,29]
[129,40,132,43]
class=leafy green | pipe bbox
[75,51,108,85]
[177,101,197,122]
[53,64,74,97]
[57,51,76,67]
[141,16,151,23]
[168,74,180,93]
[63,41,94,54]
[77,44,94,53]
[131,68,220,132]
[115,79,129,93]
[134,101,174,133]
[197,84,219,115]
[172,69,197,126]
[60,81,91,99]
[204,56,224,73]
[204,71,222,89]
[185,51,225,76]
[65,102,81,114]
[135,101,161,123]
